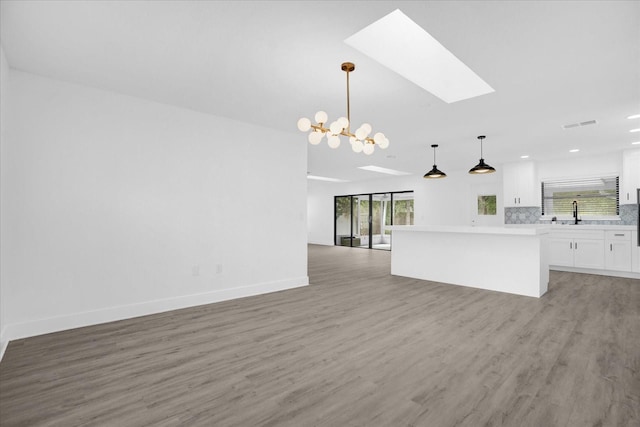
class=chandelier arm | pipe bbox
[311,124,329,133]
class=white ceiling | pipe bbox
[1,1,639,181]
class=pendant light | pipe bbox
[424,144,446,179]
[469,135,496,174]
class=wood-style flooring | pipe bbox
[1,244,639,426]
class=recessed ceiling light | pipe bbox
[627,114,640,119]
[630,129,640,133]
[358,165,411,176]
[520,155,529,159]
[306,175,349,183]
[632,141,640,145]
[344,9,494,103]
[569,149,580,153]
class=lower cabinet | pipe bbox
[573,239,605,269]
[631,231,640,273]
[605,231,632,271]
[549,238,574,267]
[549,235,604,269]
[550,229,634,273]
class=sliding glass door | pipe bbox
[335,195,368,248]
[334,191,413,250]
[392,192,414,226]
[371,193,392,250]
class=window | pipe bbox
[541,176,619,217]
[477,195,497,215]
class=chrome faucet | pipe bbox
[572,200,581,225]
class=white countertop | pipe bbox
[550,224,637,231]
[512,224,637,232]
[388,225,550,236]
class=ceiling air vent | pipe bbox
[562,119,597,130]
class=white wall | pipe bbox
[537,153,621,182]
[306,152,628,247]
[0,45,9,355]
[307,170,504,245]
[0,70,308,347]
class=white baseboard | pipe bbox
[0,327,8,362]
[550,266,640,279]
[0,276,308,362]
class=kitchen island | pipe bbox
[389,225,550,298]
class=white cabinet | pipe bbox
[605,230,632,272]
[633,242,640,273]
[549,237,574,267]
[503,161,538,207]
[549,227,638,277]
[621,149,640,204]
[573,239,605,269]
[549,230,604,269]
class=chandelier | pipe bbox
[297,62,389,155]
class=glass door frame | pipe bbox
[334,190,414,250]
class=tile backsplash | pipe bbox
[504,204,638,225]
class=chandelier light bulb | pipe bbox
[361,123,372,135]
[363,143,375,155]
[315,111,328,124]
[338,117,349,129]
[355,127,367,140]
[327,135,341,149]
[297,117,311,132]
[373,132,385,144]
[308,132,323,145]
[352,139,364,153]
[378,137,390,149]
[349,136,357,144]
[329,121,342,135]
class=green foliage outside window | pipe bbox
[478,195,497,215]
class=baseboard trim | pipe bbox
[0,327,8,362]
[0,276,309,362]
[550,266,640,279]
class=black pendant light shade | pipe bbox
[424,144,447,179]
[469,135,496,174]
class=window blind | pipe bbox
[541,176,619,216]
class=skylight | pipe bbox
[344,9,494,103]
[358,165,411,176]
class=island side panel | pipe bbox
[391,230,548,298]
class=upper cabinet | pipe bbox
[621,149,640,204]
[503,161,538,207]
